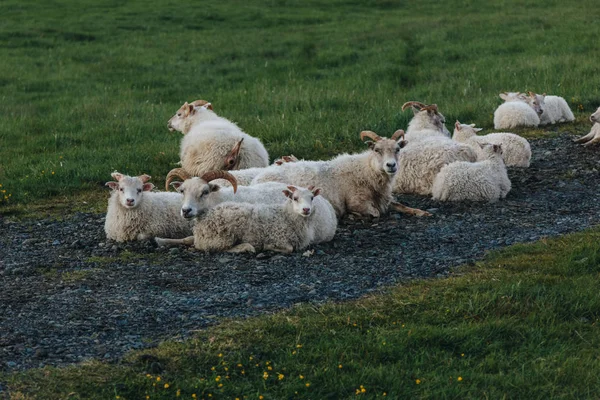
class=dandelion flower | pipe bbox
[416,379,421,385]
[192,395,197,399]
[263,372,269,380]
[218,353,223,357]
[156,377,161,382]
[176,389,181,397]
[305,383,311,387]
[215,376,221,382]
[296,344,303,348]
[211,366,216,371]
[259,396,264,400]
[164,383,170,389]
[458,377,463,382]
[218,383,223,388]
[461,353,464,357]
[383,393,387,397]
[338,364,343,369]
[299,375,305,380]
[267,366,273,371]
[278,373,284,380]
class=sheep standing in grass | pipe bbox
[393,102,477,195]
[452,121,531,167]
[432,144,511,202]
[167,100,269,176]
[250,130,430,218]
[156,185,331,253]
[164,169,337,244]
[104,172,193,242]
[527,92,575,125]
[494,92,541,129]
[574,107,600,146]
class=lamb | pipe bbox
[452,121,531,167]
[155,185,334,254]
[104,172,193,242]
[393,102,478,195]
[250,130,430,218]
[431,144,511,202]
[164,169,337,244]
[574,107,600,146]
[167,100,270,176]
[494,92,541,129]
[527,92,575,125]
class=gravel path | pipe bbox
[1,133,599,371]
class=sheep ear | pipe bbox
[170,181,183,190]
[143,183,154,192]
[499,93,508,100]
[208,183,220,192]
[455,121,461,130]
[111,172,124,181]
[106,181,119,190]
[475,128,483,132]
[283,189,293,199]
[187,103,195,115]
[224,138,243,170]
[399,139,408,148]
[203,102,213,110]
[493,144,502,152]
[365,140,376,150]
[312,187,322,197]
[542,93,546,97]
[286,185,297,192]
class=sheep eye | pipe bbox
[202,189,209,196]
[395,147,400,153]
[177,113,181,117]
[180,189,184,194]
[137,189,142,193]
[119,188,124,192]
[375,149,382,154]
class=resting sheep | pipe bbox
[393,102,477,195]
[250,130,430,218]
[167,100,269,176]
[164,169,337,244]
[452,121,531,167]
[432,144,511,202]
[104,172,193,242]
[574,107,600,146]
[494,92,541,129]
[527,92,575,125]
[155,185,331,253]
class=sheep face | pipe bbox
[499,92,527,102]
[453,121,482,140]
[105,173,154,209]
[416,106,448,135]
[526,92,545,116]
[172,177,220,219]
[167,100,213,133]
[283,185,321,217]
[366,138,404,175]
[590,107,600,123]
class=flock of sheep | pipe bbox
[103,93,600,254]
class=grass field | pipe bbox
[1,0,600,211]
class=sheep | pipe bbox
[104,172,193,242]
[527,92,575,125]
[164,169,337,244]
[393,102,478,195]
[494,92,541,129]
[249,130,430,218]
[402,101,450,142]
[431,144,511,202]
[452,121,531,167]
[155,185,334,253]
[574,107,600,146]
[167,100,270,176]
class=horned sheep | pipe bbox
[393,102,478,195]
[431,144,511,202]
[452,121,531,167]
[574,107,600,146]
[167,100,270,176]
[250,130,430,218]
[155,185,333,253]
[493,92,541,129]
[104,172,193,242]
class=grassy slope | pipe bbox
[4,228,600,399]
[1,0,600,210]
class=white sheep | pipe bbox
[574,107,600,146]
[250,130,430,218]
[494,92,541,129]
[431,144,511,202]
[527,92,575,125]
[104,172,193,242]
[393,102,477,195]
[164,169,337,244]
[167,100,269,176]
[452,121,531,167]
[155,185,333,253]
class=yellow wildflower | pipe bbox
[458,377,463,382]
[263,372,269,380]
[176,389,181,397]
[259,396,264,400]
[338,364,343,369]
[192,395,197,399]
[299,375,305,380]
[267,366,273,371]
[156,377,161,382]
[305,383,311,387]
[461,353,464,357]
[218,383,223,388]
[218,353,223,357]
[164,383,170,389]
[278,373,284,380]
[296,344,303,348]
[383,393,387,397]
[416,379,421,385]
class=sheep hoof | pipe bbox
[390,201,432,217]
[228,243,256,253]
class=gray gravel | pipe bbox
[1,133,599,371]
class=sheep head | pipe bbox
[403,101,448,134]
[172,171,238,219]
[283,185,321,217]
[525,92,545,116]
[167,100,213,134]
[360,130,406,176]
[224,138,244,170]
[106,172,154,209]
[453,120,482,140]
[590,107,600,123]
[273,154,299,166]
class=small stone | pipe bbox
[34,348,48,359]
[218,257,231,264]
[256,253,269,259]
[6,361,17,368]
[302,249,314,257]
[52,240,61,246]
[169,248,180,255]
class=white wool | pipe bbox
[493,101,540,130]
[574,107,600,146]
[538,95,575,125]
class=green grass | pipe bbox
[1,0,600,211]
[4,228,600,399]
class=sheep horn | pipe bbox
[421,104,438,112]
[391,129,405,141]
[360,130,381,142]
[401,101,428,111]
[200,171,238,194]
[165,168,191,191]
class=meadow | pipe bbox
[3,0,600,398]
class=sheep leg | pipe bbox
[390,201,432,217]
[227,243,256,253]
[583,135,600,147]
[155,236,195,247]
[574,131,596,143]
[264,244,294,254]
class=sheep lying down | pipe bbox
[156,185,336,253]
